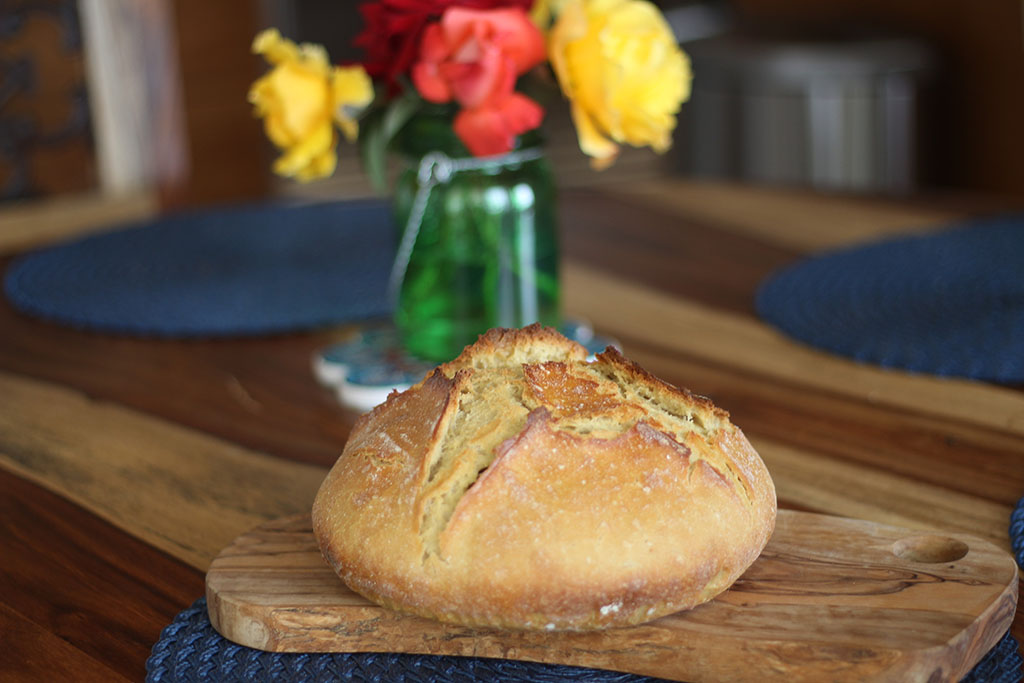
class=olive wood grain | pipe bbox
[206,512,1017,683]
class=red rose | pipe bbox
[453,94,544,156]
[356,0,534,88]
[411,7,545,155]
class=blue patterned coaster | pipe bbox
[756,215,1024,382]
[4,200,394,337]
[146,598,1020,683]
[313,321,618,412]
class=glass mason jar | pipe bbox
[391,108,560,362]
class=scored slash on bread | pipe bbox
[313,324,776,631]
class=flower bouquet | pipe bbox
[249,0,692,361]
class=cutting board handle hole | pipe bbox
[891,535,969,563]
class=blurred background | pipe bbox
[2,0,1023,225]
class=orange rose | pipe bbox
[412,7,546,155]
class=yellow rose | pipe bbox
[549,0,692,169]
[248,29,373,182]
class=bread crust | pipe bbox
[313,324,776,630]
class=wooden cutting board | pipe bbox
[206,510,1018,682]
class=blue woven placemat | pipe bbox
[4,200,395,337]
[146,598,1021,682]
[755,215,1024,382]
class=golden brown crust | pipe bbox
[593,345,731,430]
[437,322,588,377]
[313,325,776,630]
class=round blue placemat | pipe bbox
[755,215,1024,382]
[4,200,395,337]
[146,598,1020,682]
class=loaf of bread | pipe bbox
[312,324,776,630]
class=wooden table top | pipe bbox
[1,180,1021,681]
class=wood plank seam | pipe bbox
[0,370,327,571]
[752,436,1014,550]
[614,181,964,252]
[609,332,1024,505]
[562,261,1024,438]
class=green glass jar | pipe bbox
[391,109,560,362]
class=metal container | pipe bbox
[681,34,934,193]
